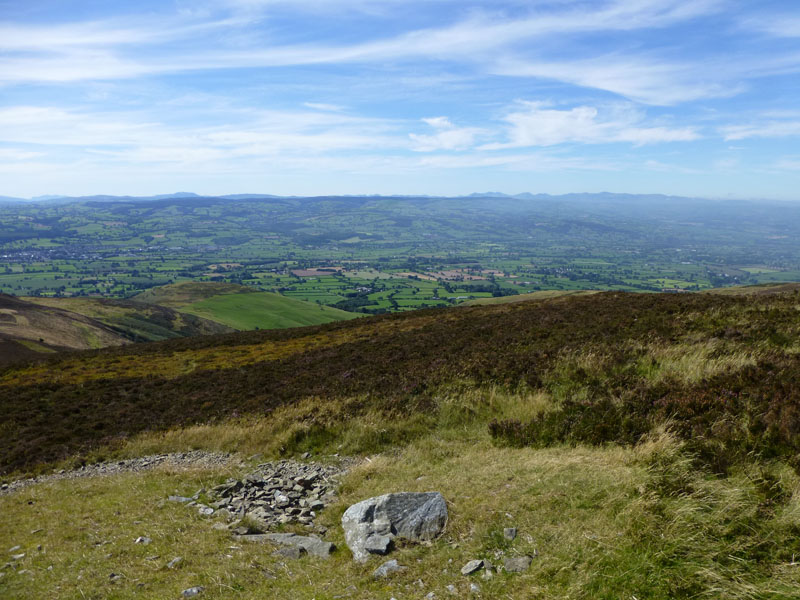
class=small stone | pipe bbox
[198,506,215,516]
[168,496,192,503]
[364,535,393,556]
[167,557,183,569]
[301,452,311,459]
[373,559,406,578]
[182,586,205,597]
[470,582,481,594]
[134,536,151,545]
[461,559,484,575]
[8,546,21,553]
[109,573,122,581]
[30,529,43,535]
[11,554,25,561]
[425,593,436,599]
[503,555,533,573]
[446,584,458,595]
[481,560,494,580]
[503,527,517,541]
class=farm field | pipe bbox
[2,194,800,315]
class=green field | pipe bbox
[3,194,800,310]
[180,291,360,330]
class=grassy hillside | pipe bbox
[133,281,252,308]
[463,289,598,306]
[135,281,360,330]
[23,296,233,342]
[3,289,800,598]
[0,294,130,361]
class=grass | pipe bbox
[180,291,360,330]
[463,289,598,306]
[3,290,800,596]
[3,427,800,598]
[4,290,800,473]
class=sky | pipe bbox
[1,0,800,199]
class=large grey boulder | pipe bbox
[341,492,448,562]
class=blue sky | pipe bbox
[1,0,800,199]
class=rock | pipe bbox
[274,546,304,559]
[197,506,215,516]
[11,554,25,561]
[503,527,517,541]
[503,555,533,573]
[425,593,436,599]
[446,584,458,595]
[134,536,151,545]
[373,559,406,578]
[461,559,484,575]
[481,560,494,580]
[8,546,21,553]
[364,535,393,556]
[166,557,183,569]
[236,533,334,558]
[168,496,192,503]
[182,586,205,597]
[470,582,481,594]
[342,492,448,562]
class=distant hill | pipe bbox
[134,281,360,330]
[23,296,233,341]
[704,282,800,295]
[0,294,234,362]
[0,294,130,361]
[463,290,598,306]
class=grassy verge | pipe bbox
[3,429,800,599]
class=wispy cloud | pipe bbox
[0,0,732,106]
[481,102,699,149]
[409,117,486,151]
[722,121,800,141]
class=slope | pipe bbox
[23,296,233,342]
[134,281,360,330]
[3,289,800,599]
[3,289,800,474]
[0,293,130,361]
[463,289,598,306]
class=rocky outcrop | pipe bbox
[341,492,448,562]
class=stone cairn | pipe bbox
[195,460,344,530]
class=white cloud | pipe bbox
[409,117,486,152]
[742,14,800,38]
[0,0,732,107]
[481,102,699,149]
[0,148,45,161]
[722,121,800,141]
[774,157,800,171]
[303,102,346,112]
[0,105,406,163]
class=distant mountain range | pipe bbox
[0,191,732,204]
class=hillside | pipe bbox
[0,294,132,360]
[3,289,800,598]
[23,296,233,342]
[134,281,360,330]
[463,289,598,306]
